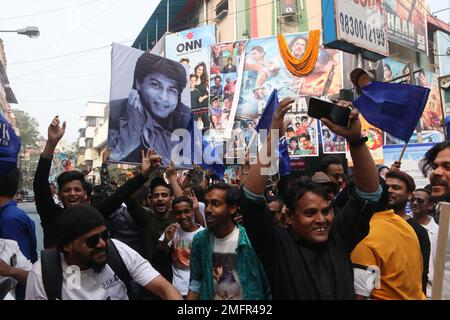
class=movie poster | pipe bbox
[285,113,319,157]
[50,153,76,182]
[209,40,247,140]
[348,115,384,165]
[439,75,450,117]
[383,58,445,144]
[385,0,427,53]
[235,32,343,126]
[108,44,192,167]
[320,122,346,154]
[166,24,217,130]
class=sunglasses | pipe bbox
[85,230,110,249]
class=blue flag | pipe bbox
[255,89,292,176]
[190,118,225,180]
[0,114,21,174]
[354,81,430,142]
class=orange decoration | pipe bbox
[277,30,321,77]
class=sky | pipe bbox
[1,0,449,144]
[1,0,160,143]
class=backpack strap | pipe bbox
[106,239,133,299]
[40,249,62,300]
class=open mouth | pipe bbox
[313,227,327,233]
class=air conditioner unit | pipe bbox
[215,9,228,22]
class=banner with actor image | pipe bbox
[320,122,346,154]
[347,115,384,166]
[382,58,445,144]
[385,0,427,53]
[209,40,247,141]
[235,32,343,127]
[108,43,193,167]
[285,112,319,157]
[166,24,217,130]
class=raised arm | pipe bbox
[166,162,183,197]
[321,101,379,193]
[34,117,66,224]
[245,97,294,195]
[95,149,162,217]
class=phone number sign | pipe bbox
[334,0,389,57]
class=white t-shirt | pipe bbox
[422,216,439,298]
[158,224,204,295]
[211,226,242,300]
[0,239,32,300]
[25,239,159,300]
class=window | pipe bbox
[86,117,97,127]
[86,138,93,148]
[215,0,228,21]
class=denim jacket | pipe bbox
[189,224,271,300]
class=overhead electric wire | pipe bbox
[13,0,120,63]
[0,0,105,21]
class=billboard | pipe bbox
[209,40,247,141]
[334,0,389,56]
[165,24,217,129]
[108,44,193,167]
[235,32,343,126]
[385,0,427,53]
[383,143,435,188]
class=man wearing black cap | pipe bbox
[25,205,182,300]
[34,117,162,248]
[108,52,193,165]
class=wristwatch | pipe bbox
[348,136,368,147]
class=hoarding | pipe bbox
[385,0,427,53]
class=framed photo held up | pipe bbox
[432,202,450,300]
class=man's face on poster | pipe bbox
[300,137,311,149]
[292,38,306,58]
[138,73,179,119]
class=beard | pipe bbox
[387,198,408,211]
[88,246,108,273]
[430,191,450,203]
[91,259,107,273]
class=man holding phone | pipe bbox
[242,98,383,299]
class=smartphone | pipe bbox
[307,97,351,128]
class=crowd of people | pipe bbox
[0,97,449,300]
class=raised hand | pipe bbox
[320,100,361,143]
[47,116,66,145]
[185,187,199,211]
[141,149,162,177]
[390,161,401,172]
[163,223,178,243]
[271,97,295,131]
[166,161,177,179]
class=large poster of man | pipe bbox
[166,25,216,130]
[385,0,427,53]
[108,43,193,167]
[235,32,343,125]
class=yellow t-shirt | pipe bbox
[351,210,425,300]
